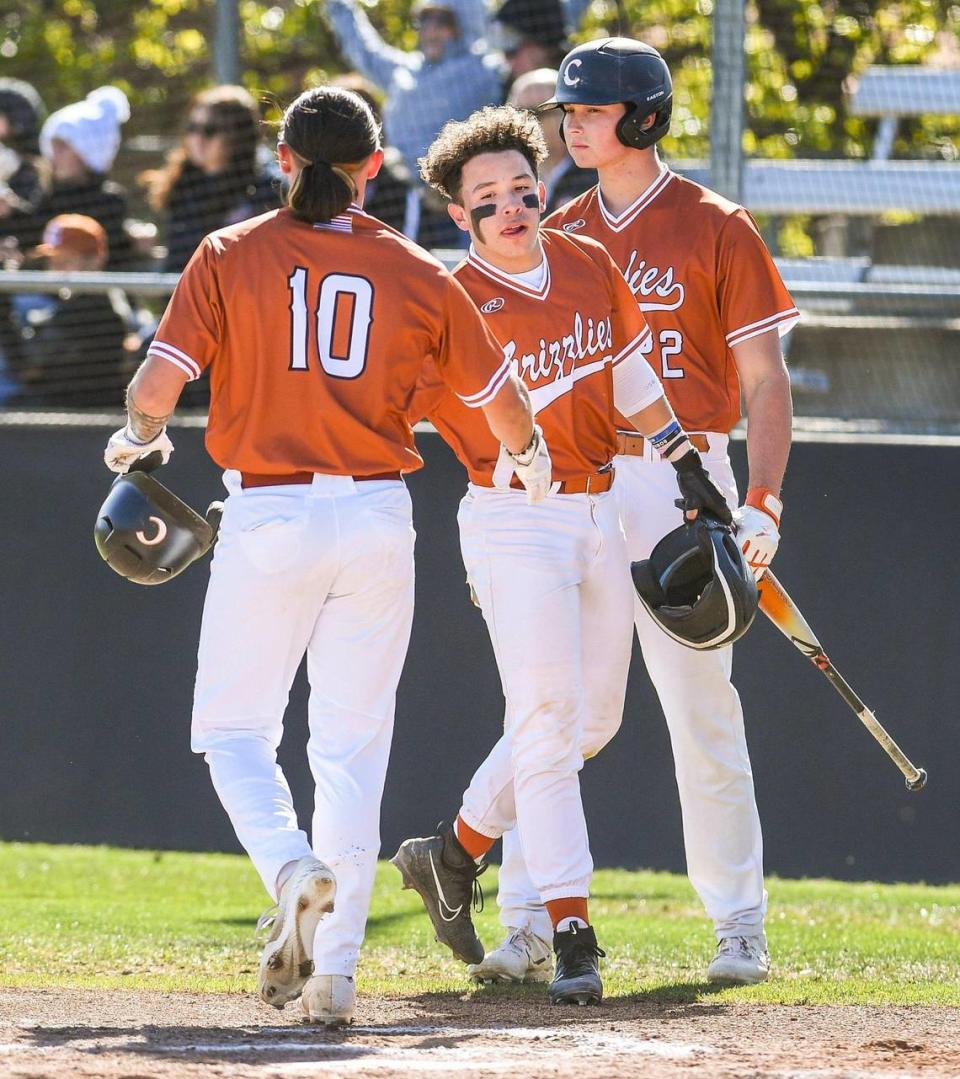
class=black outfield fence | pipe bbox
[1,424,956,885]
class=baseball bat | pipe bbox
[756,570,927,791]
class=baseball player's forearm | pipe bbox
[733,331,792,494]
[624,396,675,441]
[625,397,696,462]
[125,355,188,442]
[482,372,535,455]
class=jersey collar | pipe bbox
[466,241,551,301]
[597,168,674,233]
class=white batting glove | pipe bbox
[104,424,174,475]
[508,424,552,504]
[733,503,780,580]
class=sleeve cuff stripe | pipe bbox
[611,328,653,367]
[148,342,201,381]
[725,308,800,346]
[457,356,512,407]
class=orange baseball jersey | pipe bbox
[409,229,656,484]
[546,170,799,434]
[147,206,512,475]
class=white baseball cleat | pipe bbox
[257,855,337,1008]
[706,933,770,984]
[467,926,553,984]
[301,974,356,1025]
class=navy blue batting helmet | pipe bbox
[541,37,672,150]
[95,470,222,586]
[631,512,758,650]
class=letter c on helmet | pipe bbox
[562,59,583,87]
[136,516,168,546]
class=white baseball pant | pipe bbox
[496,436,767,941]
[456,483,634,903]
[191,473,415,977]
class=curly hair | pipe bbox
[419,105,547,203]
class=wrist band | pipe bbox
[649,420,694,463]
[745,486,783,526]
[648,419,680,451]
[509,425,539,464]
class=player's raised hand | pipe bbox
[509,424,552,504]
[104,425,174,475]
[672,448,732,524]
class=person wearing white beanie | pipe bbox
[40,86,130,176]
[37,86,135,267]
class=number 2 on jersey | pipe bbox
[658,330,684,379]
[288,268,373,379]
[640,328,685,379]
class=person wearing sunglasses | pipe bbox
[141,85,281,273]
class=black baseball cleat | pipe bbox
[391,821,487,965]
[548,923,605,1006]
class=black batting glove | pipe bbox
[672,449,733,525]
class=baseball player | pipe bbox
[102,86,542,1025]
[392,105,732,1005]
[469,39,800,988]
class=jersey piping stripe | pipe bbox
[597,169,674,233]
[466,246,552,301]
[725,307,801,347]
[147,341,202,381]
[457,355,513,408]
[610,326,653,367]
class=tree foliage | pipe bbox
[2,0,956,160]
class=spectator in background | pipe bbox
[329,72,459,248]
[141,85,281,273]
[326,0,502,246]
[507,67,596,214]
[39,86,136,269]
[491,0,591,86]
[11,214,131,407]
[0,78,49,256]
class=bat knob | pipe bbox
[906,768,927,792]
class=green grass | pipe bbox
[1,842,958,1005]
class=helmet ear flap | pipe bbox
[630,558,664,606]
[616,99,673,150]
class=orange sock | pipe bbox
[545,897,589,928]
[454,815,495,861]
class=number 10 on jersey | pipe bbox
[288,268,373,379]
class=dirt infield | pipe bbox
[2,988,958,1078]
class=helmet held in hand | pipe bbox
[631,512,758,650]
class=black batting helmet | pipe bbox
[631,513,758,650]
[541,37,672,150]
[95,470,222,586]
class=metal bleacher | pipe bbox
[709,66,960,431]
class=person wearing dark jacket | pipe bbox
[38,86,135,270]
[12,214,131,407]
[141,85,281,273]
[0,78,49,255]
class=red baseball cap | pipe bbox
[35,214,108,260]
